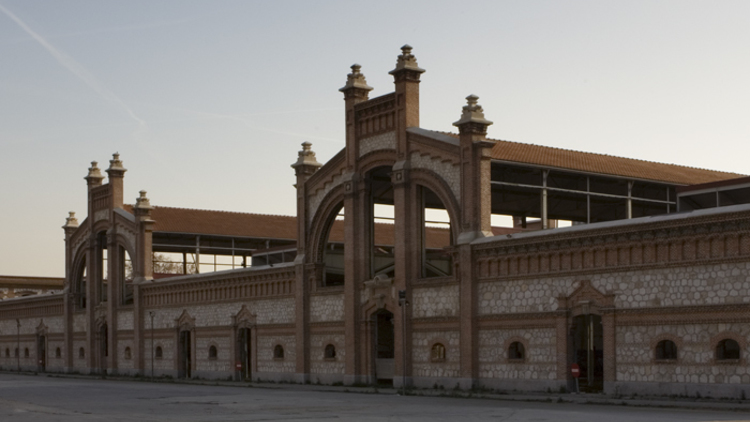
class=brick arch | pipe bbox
[504,336,529,362]
[309,186,346,265]
[357,150,397,176]
[410,170,461,245]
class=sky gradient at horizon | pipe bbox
[1,0,749,276]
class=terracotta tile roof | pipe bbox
[430,131,743,185]
[123,206,298,240]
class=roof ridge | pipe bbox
[153,205,296,219]
[426,129,743,178]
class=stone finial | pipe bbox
[339,64,374,93]
[389,44,425,75]
[63,211,79,229]
[134,190,153,210]
[453,95,493,128]
[106,152,127,175]
[85,161,105,185]
[291,142,322,169]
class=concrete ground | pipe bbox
[1,373,749,421]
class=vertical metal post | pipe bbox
[627,181,633,219]
[541,170,549,229]
[149,311,154,378]
[16,319,20,371]
[195,235,201,274]
[586,177,591,224]
[587,315,594,388]
[398,290,409,395]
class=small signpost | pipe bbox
[571,363,580,393]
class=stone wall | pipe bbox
[412,285,459,318]
[477,327,557,382]
[412,330,460,383]
[616,322,750,384]
[310,333,345,381]
[117,310,134,331]
[143,298,295,329]
[195,335,231,375]
[310,295,344,323]
[257,335,296,375]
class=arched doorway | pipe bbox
[36,335,46,372]
[237,328,251,381]
[373,309,395,384]
[178,330,191,379]
[570,314,603,392]
[98,324,108,375]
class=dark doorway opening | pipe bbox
[37,335,46,372]
[237,328,251,381]
[570,314,603,392]
[178,330,191,379]
[99,324,108,375]
[373,309,394,384]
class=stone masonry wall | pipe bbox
[478,262,750,315]
[412,330,460,379]
[616,322,750,384]
[310,295,344,323]
[257,335,296,375]
[143,298,295,329]
[412,285,459,318]
[310,333,345,377]
[196,336,231,374]
[478,327,557,381]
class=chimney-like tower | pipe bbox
[106,153,127,209]
[454,95,495,243]
[84,161,104,190]
[133,190,154,283]
[340,64,373,168]
[389,45,425,158]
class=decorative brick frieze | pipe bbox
[354,93,396,138]
[0,295,64,320]
[141,267,295,308]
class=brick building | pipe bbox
[1,46,749,398]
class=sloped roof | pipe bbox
[421,130,742,185]
[124,205,298,240]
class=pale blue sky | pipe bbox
[1,0,749,276]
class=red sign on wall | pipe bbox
[571,363,580,378]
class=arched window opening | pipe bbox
[431,343,446,362]
[324,344,336,360]
[5,348,10,357]
[274,345,284,359]
[655,340,677,360]
[55,347,61,358]
[369,167,395,278]
[155,346,163,359]
[716,339,741,361]
[420,186,452,278]
[75,257,87,309]
[208,345,217,359]
[78,347,85,359]
[124,347,132,360]
[14,348,19,358]
[96,231,108,303]
[508,341,525,360]
[322,203,345,286]
[24,348,29,358]
[120,246,134,305]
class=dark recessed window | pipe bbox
[124,347,132,360]
[655,340,677,360]
[274,345,284,359]
[716,339,741,361]
[78,347,85,359]
[324,344,336,359]
[431,343,446,362]
[24,348,29,358]
[55,347,62,358]
[508,341,525,360]
[208,345,217,359]
[155,346,163,359]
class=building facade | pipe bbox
[1,46,749,398]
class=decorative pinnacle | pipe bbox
[453,94,493,127]
[292,142,322,169]
[389,44,425,75]
[134,190,153,210]
[85,161,104,183]
[63,211,79,229]
[107,152,126,172]
[339,64,373,93]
